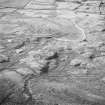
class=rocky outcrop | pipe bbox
[0,0,105,105]
[0,0,32,8]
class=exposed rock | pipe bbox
[0,0,31,8]
[16,67,33,76]
[0,0,105,105]
[0,54,9,63]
